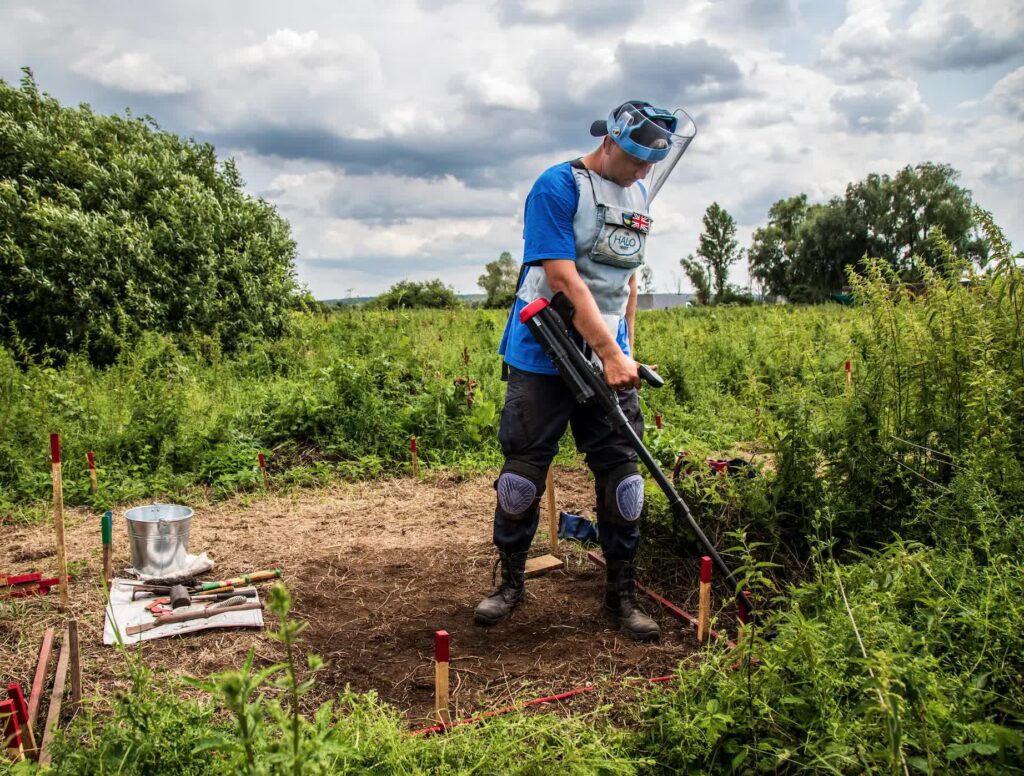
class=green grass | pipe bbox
[2,213,1022,774]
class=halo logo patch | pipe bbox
[607,227,642,257]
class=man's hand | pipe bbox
[604,351,640,390]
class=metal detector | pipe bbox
[519,292,754,621]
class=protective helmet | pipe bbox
[590,100,697,202]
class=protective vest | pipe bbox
[516,159,650,350]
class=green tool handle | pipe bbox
[196,569,282,592]
[101,511,113,546]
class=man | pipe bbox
[475,100,687,641]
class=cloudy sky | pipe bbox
[2,0,1021,298]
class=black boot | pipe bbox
[474,550,527,625]
[604,560,660,641]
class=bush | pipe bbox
[371,279,462,309]
[0,69,301,365]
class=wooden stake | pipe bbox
[1,699,24,762]
[257,452,270,489]
[434,630,450,726]
[845,359,852,389]
[68,619,82,713]
[101,511,113,588]
[26,629,54,737]
[6,684,35,759]
[697,556,712,642]
[410,436,419,477]
[86,450,98,494]
[49,434,69,609]
[38,632,70,767]
[544,468,559,555]
[655,414,663,430]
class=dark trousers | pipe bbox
[493,366,644,563]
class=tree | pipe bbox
[693,202,742,303]
[373,279,461,309]
[639,265,655,294]
[0,69,301,365]
[680,254,711,305]
[746,164,988,302]
[477,251,519,308]
[748,195,808,301]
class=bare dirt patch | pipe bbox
[1,468,706,727]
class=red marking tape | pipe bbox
[435,630,450,663]
[87,450,95,469]
[700,556,712,584]
[410,436,418,453]
[655,414,662,429]
[258,452,266,468]
[49,433,61,464]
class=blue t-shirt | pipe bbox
[498,162,632,374]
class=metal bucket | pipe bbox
[124,504,193,577]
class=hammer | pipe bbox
[169,585,191,610]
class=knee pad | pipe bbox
[495,462,545,521]
[599,464,645,526]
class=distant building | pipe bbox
[637,293,694,310]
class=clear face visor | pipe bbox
[608,107,697,204]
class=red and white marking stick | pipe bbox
[410,436,420,477]
[49,434,70,609]
[257,452,269,488]
[845,359,852,388]
[86,451,97,494]
[7,683,35,759]
[697,556,712,642]
[545,469,559,555]
[434,630,450,726]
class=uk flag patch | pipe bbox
[623,212,651,234]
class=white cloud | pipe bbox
[455,72,541,111]
[71,49,188,95]
[822,0,1024,78]
[987,66,1024,120]
[830,78,927,133]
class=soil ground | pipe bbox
[1,468,717,728]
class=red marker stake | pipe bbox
[655,414,662,430]
[5,684,33,759]
[410,436,420,477]
[845,359,852,389]
[697,556,712,642]
[434,630,450,726]
[1,698,24,761]
[86,451,97,494]
[49,434,70,609]
[257,452,269,489]
[737,590,752,641]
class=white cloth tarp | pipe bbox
[103,579,264,645]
